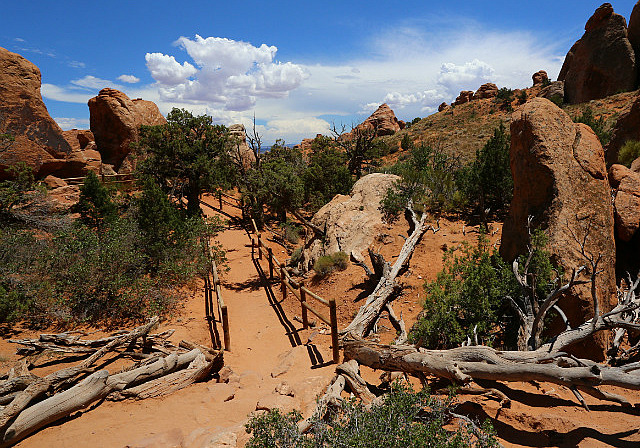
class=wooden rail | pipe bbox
[252,232,340,364]
[204,240,230,351]
[59,173,135,186]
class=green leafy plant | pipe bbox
[573,107,611,146]
[74,171,117,229]
[303,136,353,211]
[245,384,498,447]
[457,123,512,220]
[313,251,349,277]
[618,140,640,167]
[0,162,37,217]
[494,87,514,111]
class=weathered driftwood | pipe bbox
[298,374,345,433]
[342,207,438,338]
[0,317,159,433]
[1,348,217,446]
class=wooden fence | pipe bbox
[59,173,135,186]
[204,239,230,351]
[251,220,340,364]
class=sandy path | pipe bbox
[10,196,334,448]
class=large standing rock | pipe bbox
[473,83,498,100]
[88,88,166,170]
[299,173,400,271]
[57,130,102,177]
[501,98,616,359]
[558,3,637,104]
[355,104,402,136]
[606,93,640,165]
[0,47,71,179]
[532,70,550,87]
[454,91,474,106]
[228,124,256,168]
[537,81,565,103]
[628,1,640,74]
[608,164,640,242]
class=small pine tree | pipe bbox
[74,172,117,229]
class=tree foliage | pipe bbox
[0,162,37,217]
[573,106,611,146]
[137,108,234,216]
[457,123,512,220]
[74,171,118,229]
[303,136,353,210]
[246,384,498,448]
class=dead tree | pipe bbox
[343,204,438,339]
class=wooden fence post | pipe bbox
[257,234,262,260]
[251,238,255,258]
[218,191,222,209]
[329,298,340,364]
[300,283,308,329]
[221,305,230,351]
[268,248,274,281]
[280,263,286,301]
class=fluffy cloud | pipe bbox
[41,84,94,103]
[145,35,308,111]
[71,75,118,90]
[117,74,140,84]
[54,117,90,130]
[437,59,495,94]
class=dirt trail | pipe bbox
[10,195,334,448]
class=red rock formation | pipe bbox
[0,47,71,180]
[559,3,637,104]
[358,104,401,136]
[88,88,166,170]
[454,91,474,106]
[532,70,549,86]
[607,94,640,165]
[228,124,256,168]
[438,102,449,112]
[537,81,564,103]
[609,164,640,242]
[473,83,498,100]
[628,1,640,69]
[501,98,616,359]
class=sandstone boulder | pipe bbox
[56,129,101,177]
[606,94,640,165]
[501,98,616,359]
[355,104,402,136]
[299,173,400,271]
[532,70,550,86]
[0,47,71,180]
[228,124,256,168]
[537,81,565,103]
[454,90,474,106]
[629,1,640,68]
[88,88,166,170]
[473,83,498,100]
[438,102,449,112]
[558,3,637,104]
[609,164,640,242]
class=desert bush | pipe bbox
[381,143,461,222]
[494,87,514,111]
[457,123,512,219]
[303,138,353,211]
[245,384,498,447]
[313,251,349,277]
[0,162,38,217]
[74,171,117,229]
[289,247,303,266]
[618,140,640,167]
[573,106,611,146]
[549,94,564,108]
[409,230,555,350]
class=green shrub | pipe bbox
[401,133,413,151]
[0,162,37,217]
[281,222,304,244]
[549,94,563,108]
[618,140,640,167]
[74,171,117,229]
[289,247,303,266]
[573,107,611,145]
[494,87,514,111]
[313,251,349,277]
[245,383,498,447]
[457,123,512,219]
[517,90,527,103]
[380,143,461,222]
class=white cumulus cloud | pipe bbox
[70,75,118,90]
[437,59,495,94]
[145,35,308,111]
[117,74,140,84]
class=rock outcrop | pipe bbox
[454,91,474,106]
[537,81,565,103]
[501,98,616,359]
[609,164,640,242]
[355,104,402,136]
[0,47,72,180]
[88,88,166,170]
[532,70,550,87]
[299,173,400,271]
[438,102,449,112]
[628,1,640,64]
[228,124,256,168]
[606,93,640,165]
[558,3,637,104]
[473,83,498,100]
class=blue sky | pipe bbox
[2,1,638,144]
